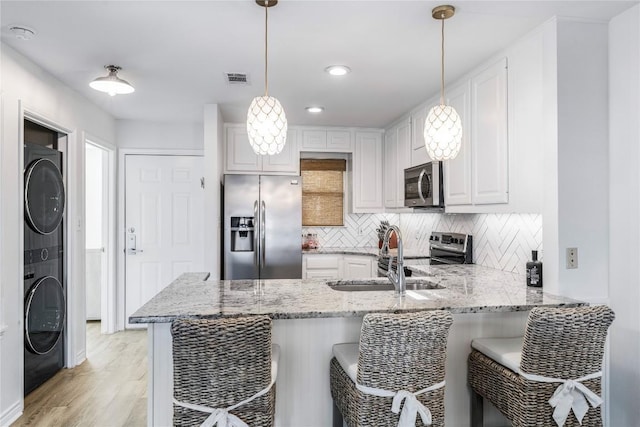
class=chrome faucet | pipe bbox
[381,225,406,296]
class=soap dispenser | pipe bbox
[526,250,543,287]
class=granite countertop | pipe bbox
[129,265,585,324]
[303,246,429,259]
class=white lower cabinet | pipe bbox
[303,254,376,279]
[303,254,342,279]
[342,256,375,279]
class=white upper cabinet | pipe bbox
[443,80,472,205]
[383,125,398,207]
[410,100,435,167]
[226,126,261,172]
[225,125,299,174]
[442,57,509,211]
[471,57,509,204]
[384,119,411,209]
[301,129,352,152]
[352,131,384,212]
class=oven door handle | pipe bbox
[430,256,461,265]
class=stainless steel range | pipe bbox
[429,231,473,265]
[377,231,472,276]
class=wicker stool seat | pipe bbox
[330,310,453,427]
[171,316,279,427]
[468,305,615,427]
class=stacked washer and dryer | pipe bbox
[23,120,66,396]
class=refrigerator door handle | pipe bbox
[254,200,259,267]
[261,200,266,269]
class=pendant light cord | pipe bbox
[440,15,445,105]
[264,1,269,96]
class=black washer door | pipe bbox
[25,276,65,355]
[25,158,65,235]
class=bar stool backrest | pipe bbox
[171,316,273,425]
[356,311,454,392]
[520,306,615,379]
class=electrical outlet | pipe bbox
[357,226,364,236]
[566,247,578,269]
[415,232,421,240]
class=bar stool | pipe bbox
[330,310,453,427]
[468,305,615,427]
[171,316,279,427]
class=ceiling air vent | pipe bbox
[225,72,249,85]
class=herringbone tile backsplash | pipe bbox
[303,213,542,275]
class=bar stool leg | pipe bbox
[332,401,344,427]
[471,389,484,427]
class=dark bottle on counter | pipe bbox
[526,250,543,287]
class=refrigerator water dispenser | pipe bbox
[230,216,254,252]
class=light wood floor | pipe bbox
[13,322,147,427]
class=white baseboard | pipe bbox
[1,400,23,427]
[75,349,86,366]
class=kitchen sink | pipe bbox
[326,278,445,292]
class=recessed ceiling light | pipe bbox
[306,106,324,113]
[325,65,351,76]
[9,25,36,41]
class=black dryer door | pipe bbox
[25,276,66,355]
[25,158,65,235]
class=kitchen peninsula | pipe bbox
[130,265,585,427]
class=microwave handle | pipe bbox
[417,169,430,202]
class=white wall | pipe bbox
[0,43,116,424]
[116,119,203,150]
[542,18,610,301]
[85,144,103,249]
[203,104,223,279]
[608,5,640,424]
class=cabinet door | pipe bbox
[444,80,472,205]
[353,132,384,212]
[226,127,261,172]
[396,119,412,207]
[301,130,327,150]
[342,256,373,279]
[383,127,398,208]
[327,131,352,151]
[411,99,436,167]
[472,58,509,204]
[262,129,299,174]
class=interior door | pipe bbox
[125,155,204,328]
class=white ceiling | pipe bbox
[1,1,637,128]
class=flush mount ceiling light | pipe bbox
[89,65,135,97]
[325,65,351,76]
[424,5,462,161]
[9,25,36,41]
[306,106,324,113]
[247,0,287,156]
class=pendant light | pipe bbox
[247,0,288,156]
[89,65,135,96]
[424,5,462,161]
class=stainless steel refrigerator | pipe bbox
[223,174,302,280]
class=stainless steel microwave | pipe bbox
[404,162,444,209]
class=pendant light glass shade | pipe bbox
[247,0,287,156]
[424,5,461,161]
[424,104,462,160]
[89,65,134,97]
[247,95,288,155]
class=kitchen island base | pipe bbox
[146,312,528,427]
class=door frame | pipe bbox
[21,105,81,369]
[117,149,203,331]
[83,133,117,334]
